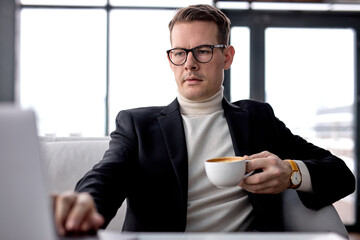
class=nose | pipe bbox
[184,51,199,71]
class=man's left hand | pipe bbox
[239,151,292,194]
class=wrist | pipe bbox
[285,159,302,189]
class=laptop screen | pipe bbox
[0,107,56,240]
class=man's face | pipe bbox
[169,21,234,101]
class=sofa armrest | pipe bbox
[40,137,126,231]
[282,189,348,239]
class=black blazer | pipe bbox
[75,98,355,232]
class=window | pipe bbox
[108,9,176,132]
[21,0,106,6]
[230,27,250,101]
[224,8,360,227]
[265,27,356,224]
[19,3,181,136]
[19,8,107,136]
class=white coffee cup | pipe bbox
[205,156,253,188]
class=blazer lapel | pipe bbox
[222,98,251,156]
[157,99,188,209]
[156,98,250,217]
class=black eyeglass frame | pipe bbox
[166,44,227,66]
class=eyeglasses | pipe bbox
[167,44,227,66]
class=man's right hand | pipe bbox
[53,191,104,236]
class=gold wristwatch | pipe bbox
[285,159,302,189]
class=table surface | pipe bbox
[75,231,346,240]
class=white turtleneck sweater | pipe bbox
[178,87,254,232]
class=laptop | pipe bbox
[0,106,57,240]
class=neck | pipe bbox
[177,87,224,117]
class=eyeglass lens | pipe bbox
[169,45,213,65]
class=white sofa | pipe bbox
[40,136,125,231]
[39,136,349,238]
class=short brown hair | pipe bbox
[168,4,231,45]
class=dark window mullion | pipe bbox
[249,23,265,101]
[105,1,110,136]
[354,27,360,231]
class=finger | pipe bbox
[80,217,91,232]
[92,212,105,229]
[65,193,93,232]
[245,157,270,172]
[243,169,270,185]
[54,191,77,236]
[78,211,104,235]
[78,211,104,233]
[241,177,283,194]
[53,195,65,236]
[241,166,290,194]
[248,151,271,160]
[247,153,282,173]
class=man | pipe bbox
[54,4,355,236]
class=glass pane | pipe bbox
[251,2,330,11]
[110,0,212,7]
[109,9,177,132]
[21,0,106,6]
[265,27,355,224]
[230,27,250,101]
[19,9,107,136]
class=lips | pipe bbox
[185,76,202,83]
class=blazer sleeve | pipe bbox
[244,100,355,210]
[75,110,138,227]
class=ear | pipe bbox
[223,45,235,70]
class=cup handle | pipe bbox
[244,160,254,178]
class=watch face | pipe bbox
[291,172,302,185]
